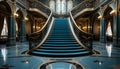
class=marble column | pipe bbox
[20,20,26,42]
[30,22,33,33]
[89,17,94,33]
[7,16,16,46]
[113,0,120,47]
[118,15,120,46]
[100,18,106,43]
[113,15,117,45]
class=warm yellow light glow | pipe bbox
[98,15,102,19]
[110,9,116,15]
[14,13,19,17]
[25,17,28,21]
[33,26,41,29]
[82,26,91,29]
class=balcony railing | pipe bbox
[71,0,112,18]
[71,0,94,17]
[28,0,51,16]
[16,0,28,9]
[69,15,93,50]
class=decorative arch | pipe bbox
[0,1,12,38]
[0,1,12,15]
[103,6,113,41]
[16,8,24,20]
[103,6,113,17]
[15,8,25,39]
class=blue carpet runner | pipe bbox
[31,18,92,57]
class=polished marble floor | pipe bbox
[0,41,120,69]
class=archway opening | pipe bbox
[0,1,12,43]
[103,6,113,42]
[15,9,24,41]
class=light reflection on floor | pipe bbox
[0,41,120,69]
[48,63,71,69]
[106,43,112,57]
[1,47,7,65]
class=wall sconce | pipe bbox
[24,17,28,21]
[110,9,116,15]
[14,12,19,17]
[97,15,102,19]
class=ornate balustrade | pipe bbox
[71,0,94,17]
[71,0,112,18]
[69,0,112,50]
[28,0,51,16]
[69,15,93,50]
[27,1,52,51]
[16,0,28,9]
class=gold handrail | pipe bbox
[69,0,109,35]
[29,0,52,35]
[70,11,93,36]
[71,0,90,11]
[26,0,53,53]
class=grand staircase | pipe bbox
[30,18,93,57]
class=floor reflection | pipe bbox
[39,59,83,69]
[1,46,7,65]
[0,42,120,69]
[106,43,112,57]
[48,63,71,69]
